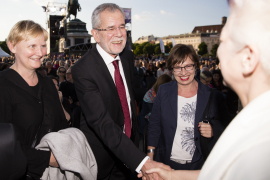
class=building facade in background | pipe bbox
[134,17,227,54]
[134,35,159,44]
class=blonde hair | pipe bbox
[7,20,48,46]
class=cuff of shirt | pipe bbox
[135,156,150,173]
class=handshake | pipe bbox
[138,159,174,180]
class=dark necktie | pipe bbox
[112,60,131,138]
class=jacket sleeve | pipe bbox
[147,86,162,147]
[72,61,146,172]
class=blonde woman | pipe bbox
[0,20,69,179]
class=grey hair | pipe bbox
[92,3,125,29]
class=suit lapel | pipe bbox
[3,68,40,100]
[194,80,211,127]
[93,46,122,110]
[169,81,178,120]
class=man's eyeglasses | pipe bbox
[66,72,72,75]
[94,25,127,34]
[173,64,195,73]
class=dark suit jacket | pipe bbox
[72,45,146,179]
[0,69,69,179]
[148,80,230,169]
[59,80,79,104]
[134,67,144,80]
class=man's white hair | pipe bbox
[229,0,270,73]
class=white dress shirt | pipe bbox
[96,44,148,173]
[96,44,132,121]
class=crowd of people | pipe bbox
[1,1,270,180]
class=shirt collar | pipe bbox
[96,43,120,65]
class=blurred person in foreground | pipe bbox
[147,44,229,171]
[0,20,69,179]
[141,0,270,179]
[72,3,168,180]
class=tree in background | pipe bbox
[133,44,143,55]
[0,41,11,55]
[143,43,154,55]
[210,44,219,57]
[154,45,161,54]
[132,41,172,56]
[198,42,208,56]
[132,43,139,51]
[167,42,173,50]
[165,45,170,53]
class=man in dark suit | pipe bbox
[72,3,167,180]
[134,59,145,80]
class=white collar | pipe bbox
[96,43,120,65]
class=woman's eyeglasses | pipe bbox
[173,64,195,73]
[59,70,66,73]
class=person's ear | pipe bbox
[7,41,16,54]
[91,29,100,43]
[240,45,259,76]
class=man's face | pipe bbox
[91,10,127,58]
[217,10,243,89]
[66,68,72,82]
[134,60,140,67]
[46,62,52,68]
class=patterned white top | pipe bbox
[171,94,197,161]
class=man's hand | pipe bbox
[198,122,213,138]
[139,160,172,180]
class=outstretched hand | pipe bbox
[138,160,172,180]
[145,167,173,180]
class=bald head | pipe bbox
[226,0,270,73]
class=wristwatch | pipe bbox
[147,149,155,153]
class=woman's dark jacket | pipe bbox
[0,69,69,179]
[148,80,232,169]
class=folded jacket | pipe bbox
[36,128,97,180]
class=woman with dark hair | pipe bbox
[146,62,157,78]
[211,70,227,93]
[147,44,231,170]
[138,74,172,136]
